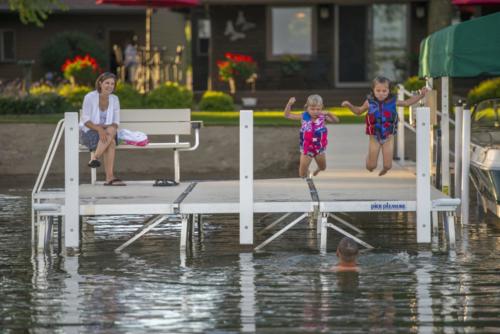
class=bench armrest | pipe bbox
[191,120,203,129]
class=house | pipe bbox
[190,0,498,106]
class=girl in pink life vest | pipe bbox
[342,76,429,176]
[284,94,340,178]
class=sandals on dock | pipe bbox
[153,179,178,187]
[88,159,101,168]
[104,178,126,186]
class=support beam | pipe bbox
[461,108,471,225]
[64,112,80,249]
[326,223,374,249]
[441,77,450,195]
[445,213,456,249]
[320,213,328,254]
[454,104,463,198]
[255,213,308,251]
[329,213,364,235]
[240,110,254,245]
[397,87,405,162]
[114,215,165,253]
[416,107,431,243]
[180,214,189,250]
[257,212,292,236]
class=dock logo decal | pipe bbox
[370,202,406,210]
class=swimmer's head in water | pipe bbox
[337,237,359,262]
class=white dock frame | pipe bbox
[32,107,460,254]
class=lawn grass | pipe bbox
[0,108,365,126]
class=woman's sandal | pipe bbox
[153,179,178,187]
[88,159,101,168]
[104,178,126,186]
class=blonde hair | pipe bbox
[95,72,117,93]
[305,94,323,108]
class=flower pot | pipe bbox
[241,97,258,107]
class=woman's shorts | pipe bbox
[80,130,117,151]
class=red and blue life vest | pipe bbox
[365,97,398,141]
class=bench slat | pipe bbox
[79,142,191,151]
[121,109,190,122]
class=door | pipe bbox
[334,4,409,87]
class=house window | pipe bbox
[0,30,15,62]
[268,7,315,59]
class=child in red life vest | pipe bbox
[284,94,339,178]
[342,76,429,176]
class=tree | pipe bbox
[7,0,66,27]
[427,0,454,34]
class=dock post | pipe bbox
[461,108,471,225]
[454,104,463,199]
[441,77,450,195]
[320,213,328,254]
[397,86,405,162]
[240,110,254,245]
[416,107,431,243]
[64,112,80,249]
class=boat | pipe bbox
[469,98,500,216]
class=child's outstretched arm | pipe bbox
[284,97,301,120]
[341,100,369,115]
[397,87,429,107]
[324,111,340,123]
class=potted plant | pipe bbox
[61,54,100,87]
[217,52,257,97]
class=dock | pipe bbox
[33,110,460,253]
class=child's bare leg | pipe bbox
[379,136,394,176]
[299,154,313,177]
[313,153,326,176]
[366,136,380,172]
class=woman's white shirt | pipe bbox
[79,90,120,132]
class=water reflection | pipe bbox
[1,191,500,332]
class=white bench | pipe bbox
[80,108,202,184]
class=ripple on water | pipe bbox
[0,191,499,333]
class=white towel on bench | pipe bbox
[118,129,149,146]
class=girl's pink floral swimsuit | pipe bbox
[300,112,328,157]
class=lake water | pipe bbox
[1,185,499,333]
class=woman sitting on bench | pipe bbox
[79,72,126,186]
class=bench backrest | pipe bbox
[120,109,191,135]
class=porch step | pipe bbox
[195,88,368,109]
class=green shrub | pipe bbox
[39,31,106,74]
[57,84,92,109]
[145,82,193,108]
[468,77,500,106]
[0,93,72,115]
[115,82,144,108]
[198,90,234,111]
[30,84,56,96]
[403,76,425,92]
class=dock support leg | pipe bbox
[64,112,80,250]
[432,211,439,241]
[197,214,204,241]
[329,214,364,235]
[240,110,254,245]
[180,214,189,250]
[37,217,47,250]
[320,213,328,254]
[445,212,456,249]
[416,107,431,243]
[461,108,471,224]
[174,149,180,184]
